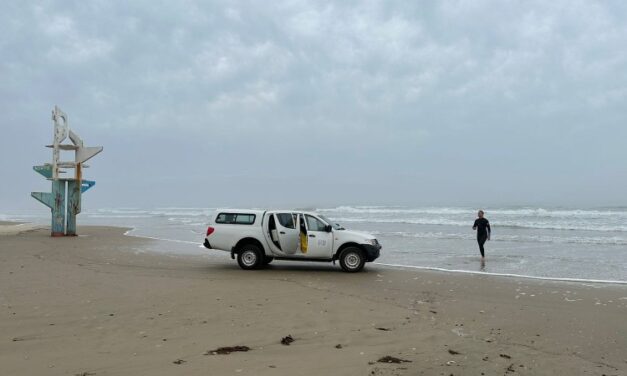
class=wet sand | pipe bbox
[1,226,626,375]
[0,221,39,236]
[0,220,23,226]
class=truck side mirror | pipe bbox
[325,224,333,232]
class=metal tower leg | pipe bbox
[66,180,81,236]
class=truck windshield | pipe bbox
[319,215,345,230]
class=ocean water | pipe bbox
[2,206,627,283]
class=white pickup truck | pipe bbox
[203,209,381,272]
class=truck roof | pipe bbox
[214,209,266,215]
[213,209,322,216]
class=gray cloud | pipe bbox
[1,0,626,209]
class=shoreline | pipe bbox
[4,221,626,285]
[2,212,626,283]
[0,221,40,235]
[0,220,24,226]
[374,262,627,286]
[120,225,627,286]
[2,225,626,375]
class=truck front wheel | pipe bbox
[237,244,263,270]
[339,247,366,273]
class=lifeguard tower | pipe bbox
[31,106,103,236]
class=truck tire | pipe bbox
[339,247,366,273]
[237,244,263,270]
[263,256,274,265]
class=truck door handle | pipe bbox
[309,234,316,238]
[280,231,286,234]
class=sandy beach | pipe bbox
[1,225,626,376]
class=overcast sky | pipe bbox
[1,0,626,210]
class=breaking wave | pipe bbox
[369,231,627,246]
[320,206,627,232]
[319,206,627,218]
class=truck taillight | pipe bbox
[206,226,215,236]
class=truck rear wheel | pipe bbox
[237,244,263,270]
[339,247,366,273]
[263,256,274,265]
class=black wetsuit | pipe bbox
[473,218,491,257]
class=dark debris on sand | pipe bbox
[448,349,461,355]
[377,356,412,364]
[375,327,391,331]
[172,359,186,365]
[281,335,295,345]
[206,346,251,355]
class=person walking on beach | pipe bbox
[473,210,491,262]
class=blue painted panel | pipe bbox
[31,192,54,208]
[81,180,96,193]
[33,165,53,179]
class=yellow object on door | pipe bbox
[300,231,308,253]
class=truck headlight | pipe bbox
[367,239,379,246]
